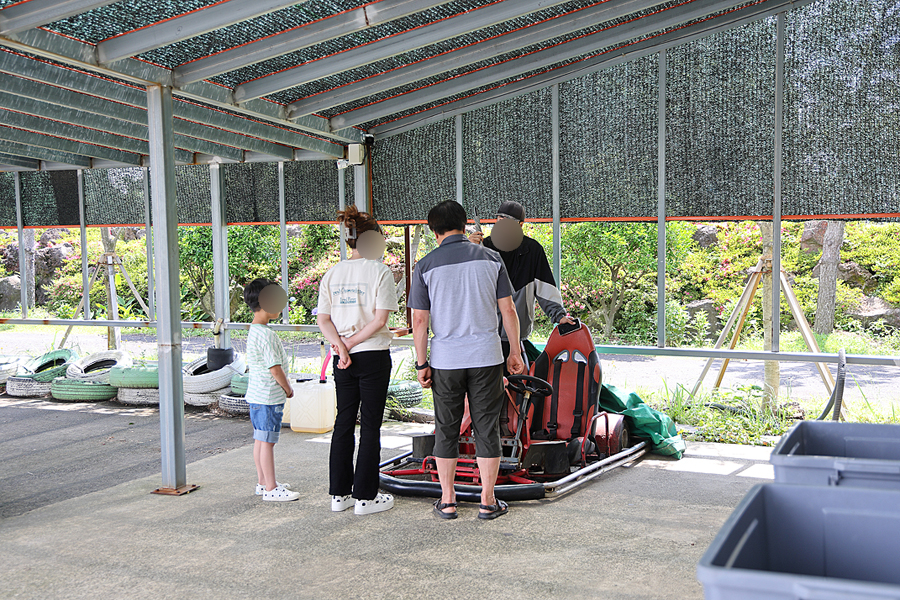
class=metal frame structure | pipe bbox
[0,0,891,494]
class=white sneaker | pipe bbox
[262,485,300,502]
[332,494,353,512]
[354,493,394,515]
[256,482,291,496]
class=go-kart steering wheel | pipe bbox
[506,374,553,398]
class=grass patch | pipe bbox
[644,382,796,446]
[739,330,900,356]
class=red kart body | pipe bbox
[380,320,647,501]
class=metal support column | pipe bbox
[338,168,347,260]
[657,50,667,348]
[78,170,91,320]
[143,167,155,320]
[210,162,231,349]
[14,172,26,318]
[353,159,370,214]
[551,84,561,284]
[147,84,192,495]
[772,13,785,353]
[278,161,289,324]
[455,114,463,206]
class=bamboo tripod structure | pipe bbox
[690,258,838,406]
[58,253,151,350]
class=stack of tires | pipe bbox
[183,353,246,409]
[6,350,77,398]
[109,365,160,406]
[50,350,130,402]
[218,372,250,416]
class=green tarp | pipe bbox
[599,383,686,459]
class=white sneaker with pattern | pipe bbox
[256,482,291,496]
[354,493,394,515]
[262,485,300,502]
[332,495,354,512]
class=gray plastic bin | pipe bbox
[698,483,900,600]
[771,421,900,489]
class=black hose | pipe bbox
[817,349,846,421]
[378,473,546,502]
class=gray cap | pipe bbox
[497,200,525,222]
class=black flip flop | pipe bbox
[433,500,458,520]
[477,499,508,520]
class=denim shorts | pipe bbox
[248,403,283,444]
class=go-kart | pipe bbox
[379,320,648,501]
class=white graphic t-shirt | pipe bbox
[317,258,399,353]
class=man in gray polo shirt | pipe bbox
[410,200,525,520]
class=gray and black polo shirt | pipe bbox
[408,234,513,370]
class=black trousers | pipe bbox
[329,350,392,500]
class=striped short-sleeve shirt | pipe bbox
[245,323,288,405]
[408,234,513,370]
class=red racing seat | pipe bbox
[528,320,602,443]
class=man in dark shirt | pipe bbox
[469,201,573,362]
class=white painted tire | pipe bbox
[66,350,133,383]
[218,393,250,415]
[0,356,28,383]
[116,387,160,406]
[6,376,51,398]
[182,354,246,394]
[184,386,230,407]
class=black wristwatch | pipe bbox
[415,361,430,371]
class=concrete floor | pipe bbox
[0,396,775,600]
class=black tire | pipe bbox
[19,350,77,383]
[386,380,423,408]
[109,366,159,389]
[230,373,249,396]
[50,377,118,402]
[218,393,250,415]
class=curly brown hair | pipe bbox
[337,205,381,249]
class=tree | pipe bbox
[758,222,779,409]
[561,222,691,338]
[814,220,846,334]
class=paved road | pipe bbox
[0,397,251,519]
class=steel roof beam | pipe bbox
[0,0,120,35]
[372,0,814,138]
[0,139,93,168]
[0,28,355,147]
[0,91,243,163]
[98,0,309,65]
[0,105,195,162]
[0,124,143,165]
[288,0,669,119]
[233,0,576,103]
[0,53,316,159]
[174,0,450,86]
[0,153,39,170]
[0,74,281,160]
[331,0,752,129]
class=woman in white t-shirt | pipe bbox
[317,206,399,516]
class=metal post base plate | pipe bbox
[151,484,200,496]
